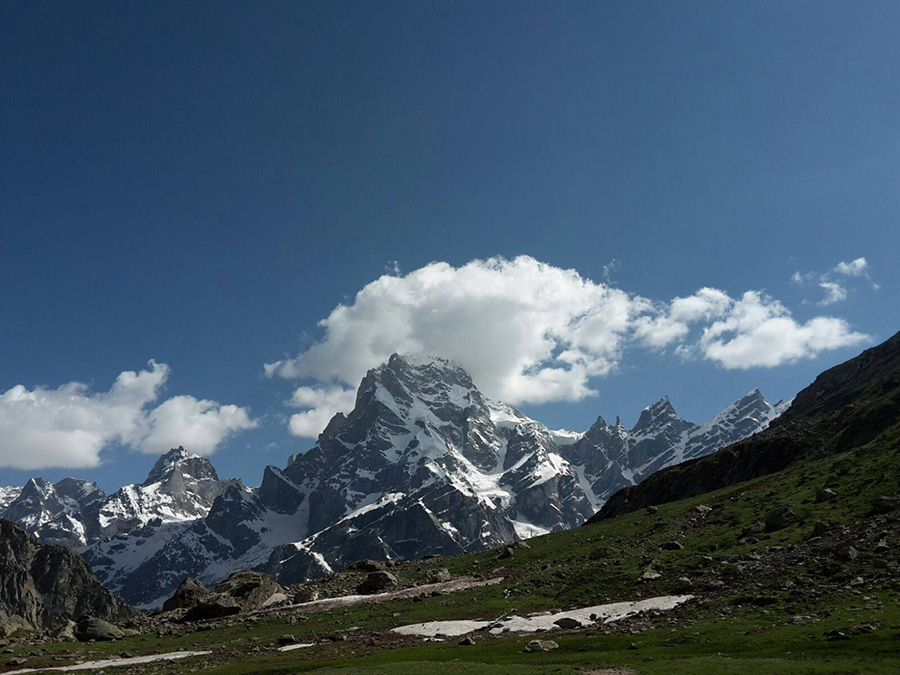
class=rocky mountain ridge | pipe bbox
[590,329,900,522]
[0,354,786,607]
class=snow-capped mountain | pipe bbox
[0,486,22,511]
[0,447,239,548]
[1,354,788,607]
[2,477,105,547]
[568,390,790,503]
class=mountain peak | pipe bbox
[144,447,217,485]
[633,396,679,432]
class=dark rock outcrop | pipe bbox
[0,520,134,635]
[162,578,211,612]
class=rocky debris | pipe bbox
[871,495,900,514]
[163,578,211,612]
[458,636,477,645]
[74,616,124,641]
[693,505,713,514]
[764,507,797,532]
[525,639,559,652]
[357,570,399,594]
[0,520,135,635]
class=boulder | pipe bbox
[163,578,211,612]
[346,559,385,573]
[812,520,831,538]
[815,488,838,503]
[834,542,858,561]
[764,507,797,532]
[639,566,661,581]
[525,639,559,652]
[659,541,684,551]
[74,616,124,642]
[426,568,452,583]
[179,596,241,622]
[357,570,399,594]
[213,570,287,611]
[0,615,33,637]
[553,617,582,629]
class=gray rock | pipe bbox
[74,616,124,642]
[0,520,135,632]
[213,570,287,611]
[525,639,559,652]
[163,578,211,612]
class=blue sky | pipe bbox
[1,1,898,491]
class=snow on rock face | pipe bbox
[5,355,787,607]
[567,390,789,503]
[2,447,236,549]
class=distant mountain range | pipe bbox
[0,354,787,607]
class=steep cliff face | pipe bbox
[0,519,134,634]
[590,330,900,523]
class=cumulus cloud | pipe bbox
[266,257,649,406]
[0,361,255,469]
[835,257,868,277]
[819,281,847,305]
[287,385,356,439]
[791,256,872,304]
[266,256,870,437]
[700,292,867,369]
[137,396,256,455]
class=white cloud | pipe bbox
[137,396,256,455]
[818,281,847,305]
[0,361,255,469]
[700,291,867,369]
[266,257,649,406]
[287,385,356,439]
[835,257,868,276]
[791,256,872,305]
[266,256,870,436]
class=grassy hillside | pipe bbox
[2,420,897,674]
